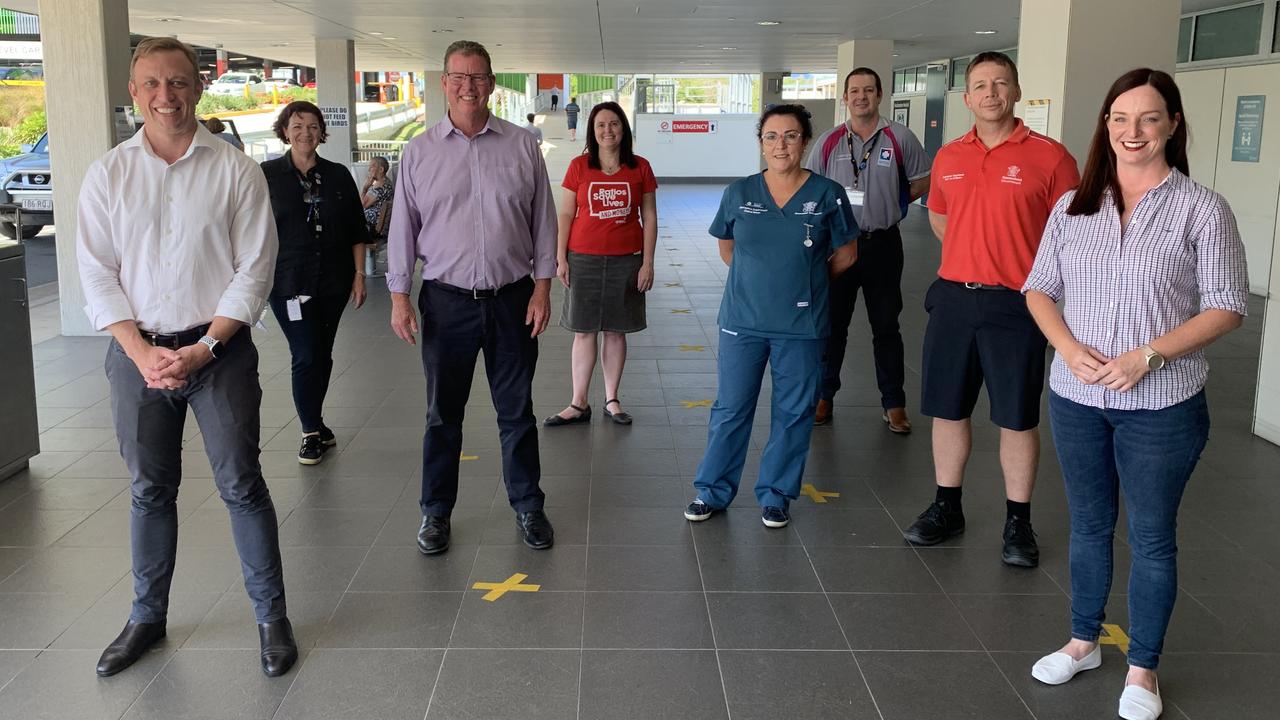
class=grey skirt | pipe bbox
[560,251,647,333]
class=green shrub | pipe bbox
[195,94,259,114]
[12,109,45,145]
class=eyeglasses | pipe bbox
[762,131,803,145]
[445,72,491,85]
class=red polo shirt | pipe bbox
[928,119,1079,289]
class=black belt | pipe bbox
[140,324,210,349]
[857,226,902,242]
[428,277,529,300]
[949,280,1013,292]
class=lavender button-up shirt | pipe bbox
[1023,169,1249,411]
[385,113,557,293]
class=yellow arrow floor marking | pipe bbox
[1100,624,1130,655]
[681,399,713,409]
[800,483,840,504]
[460,453,479,461]
[472,573,541,602]
[679,344,706,352]
[670,308,692,314]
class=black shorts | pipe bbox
[920,279,1047,431]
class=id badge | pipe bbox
[845,188,865,207]
[286,297,303,321]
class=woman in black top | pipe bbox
[261,101,370,464]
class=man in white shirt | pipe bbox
[76,37,296,679]
[522,112,544,145]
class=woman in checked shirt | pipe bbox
[1021,69,1249,720]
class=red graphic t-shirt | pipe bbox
[563,154,658,255]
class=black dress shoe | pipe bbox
[96,620,166,677]
[515,510,554,549]
[417,515,451,555]
[259,617,298,677]
[1002,516,1040,568]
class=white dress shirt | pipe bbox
[77,124,277,333]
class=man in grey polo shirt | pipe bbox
[806,67,931,434]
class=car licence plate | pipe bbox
[20,198,52,211]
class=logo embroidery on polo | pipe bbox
[1001,165,1023,185]
[797,201,820,215]
[738,201,768,215]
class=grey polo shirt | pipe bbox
[805,117,930,233]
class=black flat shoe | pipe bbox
[417,515,451,555]
[603,399,633,425]
[258,617,298,677]
[544,404,591,427]
[515,509,555,549]
[96,620,166,677]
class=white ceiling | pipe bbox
[11,0,1243,73]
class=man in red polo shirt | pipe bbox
[903,51,1079,567]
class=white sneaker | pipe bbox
[1030,645,1102,685]
[1118,681,1162,720]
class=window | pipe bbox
[950,57,969,90]
[1192,3,1263,61]
[1178,16,1193,63]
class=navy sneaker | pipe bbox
[684,499,715,522]
[297,434,324,465]
[761,506,789,528]
[318,425,337,448]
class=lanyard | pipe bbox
[846,127,883,189]
[295,168,324,231]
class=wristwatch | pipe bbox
[1140,344,1165,371]
[198,335,221,359]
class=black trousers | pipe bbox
[269,292,348,433]
[821,225,907,409]
[418,277,544,516]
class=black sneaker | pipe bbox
[298,434,324,465]
[1002,516,1040,567]
[318,425,337,448]
[761,506,789,528]
[683,499,716,522]
[902,500,965,545]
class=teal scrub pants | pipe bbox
[693,330,825,510]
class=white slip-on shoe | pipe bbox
[1118,681,1162,720]
[1030,645,1102,685]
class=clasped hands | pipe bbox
[131,343,213,390]
[1062,342,1150,393]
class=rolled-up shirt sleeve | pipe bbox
[214,162,277,324]
[76,162,135,330]
[529,145,558,281]
[1022,193,1071,301]
[385,141,421,294]
[1196,195,1250,315]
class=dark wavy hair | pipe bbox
[756,103,813,141]
[272,101,328,144]
[584,101,637,170]
[1067,68,1188,217]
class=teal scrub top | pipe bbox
[709,171,858,339]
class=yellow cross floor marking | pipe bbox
[1100,624,1130,655]
[471,573,541,602]
[800,483,840,504]
[679,344,706,352]
[460,453,479,461]
[664,282,683,288]
[670,308,691,314]
[681,399,713,409]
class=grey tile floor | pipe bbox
[3,133,1279,718]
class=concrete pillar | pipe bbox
[1256,195,1280,445]
[262,59,272,78]
[315,37,357,167]
[420,65,446,126]
[760,72,786,110]
[215,48,227,78]
[835,39,893,126]
[37,0,132,336]
[1017,0,1178,164]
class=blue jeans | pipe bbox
[1048,390,1209,669]
[106,330,286,625]
[694,331,824,510]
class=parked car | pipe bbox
[207,72,265,96]
[261,77,300,92]
[0,132,52,239]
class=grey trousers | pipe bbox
[106,329,286,624]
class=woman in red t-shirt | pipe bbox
[544,102,658,427]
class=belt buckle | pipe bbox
[963,282,981,290]
[472,287,496,299]
[148,332,178,349]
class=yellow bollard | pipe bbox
[243,82,251,100]
[272,85,280,106]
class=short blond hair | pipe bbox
[131,37,200,82]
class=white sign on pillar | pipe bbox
[320,106,350,128]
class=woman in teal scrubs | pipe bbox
[684,104,859,529]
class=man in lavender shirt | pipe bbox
[386,40,558,555]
